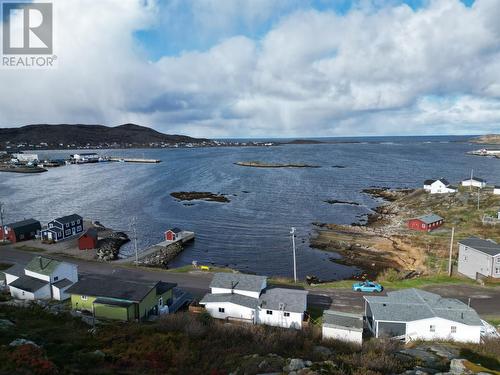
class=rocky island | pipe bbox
[170,191,230,203]
[235,161,321,168]
[469,134,500,144]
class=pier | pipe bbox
[109,157,161,163]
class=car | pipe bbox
[352,281,383,293]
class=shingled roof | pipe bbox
[200,293,258,309]
[414,213,444,224]
[459,237,500,257]
[364,289,482,326]
[323,310,363,330]
[210,273,266,293]
[258,287,308,313]
[25,256,62,276]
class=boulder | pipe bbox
[9,338,39,348]
[312,345,332,359]
[449,359,471,375]
[284,358,306,372]
[0,319,15,330]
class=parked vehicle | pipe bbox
[352,281,383,293]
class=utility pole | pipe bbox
[290,227,297,283]
[477,189,480,211]
[448,227,455,277]
[131,217,138,265]
[0,202,5,243]
[470,169,473,192]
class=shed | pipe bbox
[0,219,41,243]
[165,227,182,241]
[79,228,98,250]
[407,214,444,232]
[322,310,363,345]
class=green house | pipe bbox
[66,276,176,321]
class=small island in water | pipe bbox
[171,191,230,203]
[235,161,321,168]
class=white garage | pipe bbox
[322,310,363,346]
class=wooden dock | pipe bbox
[109,157,161,163]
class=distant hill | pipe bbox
[0,123,211,150]
[469,134,500,144]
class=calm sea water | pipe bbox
[1,136,498,280]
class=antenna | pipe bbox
[290,227,297,283]
[0,202,5,243]
[448,227,455,277]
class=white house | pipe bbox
[458,237,500,280]
[493,186,500,195]
[364,289,482,343]
[200,273,308,329]
[12,153,39,163]
[3,256,78,301]
[461,177,486,189]
[322,310,363,346]
[423,179,457,194]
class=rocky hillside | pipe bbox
[469,134,500,144]
[0,123,211,150]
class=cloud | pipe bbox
[0,0,500,137]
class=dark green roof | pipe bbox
[25,257,61,276]
[9,275,48,292]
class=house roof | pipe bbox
[199,293,259,309]
[463,177,485,183]
[80,227,97,240]
[424,179,436,185]
[364,289,482,326]
[5,219,41,231]
[258,287,308,313]
[9,275,48,292]
[25,256,62,276]
[323,310,363,330]
[210,273,266,293]
[66,276,176,302]
[52,278,74,289]
[424,179,453,187]
[413,213,444,224]
[53,214,82,225]
[167,227,182,233]
[3,263,25,278]
[458,237,500,256]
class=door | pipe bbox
[72,228,76,235]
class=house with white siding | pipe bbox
[364,289,483,343]
[461,177,486,189]
[493,186,500,195]
[322,310,363,346]
[458,237,500,280]
[199,273,308,329]
[2,256,78,301]
[423,179,457,194]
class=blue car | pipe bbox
[352,280,383,293]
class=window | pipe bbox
[218,307,225,313]
[422,224,425,229]
[77,219,81,224]
[266,310,273,315]
[495,267,500,274]
[284,312,290,317]
[81,295,88,300]
[71,221,75,226]
[65,229,71,236]
[429,325,435,332]
[53,276,59,281]
[65,223,69,228]
[497,257,500,263]
[49,223,53,228]
[451,326,457,334]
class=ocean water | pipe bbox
[1,135,498,280]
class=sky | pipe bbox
[0,0,499,138]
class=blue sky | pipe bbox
[135,0,476,60]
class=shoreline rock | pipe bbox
[235,161,321,168]
[171,191,230,203]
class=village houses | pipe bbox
[200,273,308,329]
[41,214,84,242]
[423,179,457,194]
[364,289,482,343]
[3,256,78,301]
[0,218,41,243]
[458,237,500,280]
[461,177,487,189]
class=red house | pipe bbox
[408,214,444,232]
[0,219,41,243]
[165,228,182,241]
[78,228,98,250]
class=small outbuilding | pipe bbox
[165,227,182,241]
[493,186,500,195]
[461,177,486,189]
[322,310,363,346]
[407,214,444,232]
[0,218,41,243]
[78,228,98,250]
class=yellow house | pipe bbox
[66,276,176,321]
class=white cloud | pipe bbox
[1,0,500,137]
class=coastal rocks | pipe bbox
[284,358,306,372]
[235,161,321,168]
[0,319,15,330]
[324,199,360,206]
[9,338,39,348]
[96,232,130,261]
[139,242,183,267]
[171,191,230,203]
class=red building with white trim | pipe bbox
[78,228,98,250]
[407,214,444,232]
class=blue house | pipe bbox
[41,214,84,242]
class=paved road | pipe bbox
[1,246,499,317]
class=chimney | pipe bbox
[39,256,43,269]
